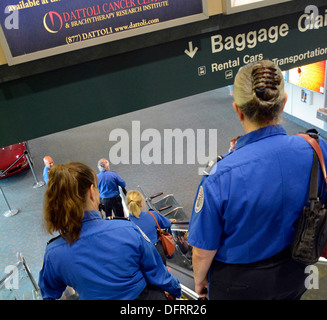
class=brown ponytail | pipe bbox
[43,162,97,245]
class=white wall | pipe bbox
[284,81,327,132]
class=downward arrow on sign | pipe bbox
[184,41,198,58]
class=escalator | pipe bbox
[137,186,198,300]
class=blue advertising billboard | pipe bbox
[0,0,208,65]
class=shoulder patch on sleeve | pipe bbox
[194,186,204,213]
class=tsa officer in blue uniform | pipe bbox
[97,158,126,218]
[188,60,327,300]
[38,162,182,300]
[126,190,175,265]
[42,156,54,184]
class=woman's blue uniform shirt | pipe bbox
[38,210,181,300]
[129,210,172,244]
[188,125,327,264]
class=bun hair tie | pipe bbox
[252,66,281,100]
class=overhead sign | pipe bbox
[1,4,327,148]
[0,0,208,65]
[182,4,327,90]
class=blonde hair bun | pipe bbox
[126,190,145,218]
[234,60,285,125]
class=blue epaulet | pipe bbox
[203,155,224,176]
[47,235,61,245]
[107,217,130,221]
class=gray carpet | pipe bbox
[0,86,316,297]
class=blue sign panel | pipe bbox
[0,0,207,64]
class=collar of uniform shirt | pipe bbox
[82,210,102,223]
[235,124,287,151]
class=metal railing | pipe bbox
[0,150,45,217]
[0,252,41,300]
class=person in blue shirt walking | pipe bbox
[97,158,126,218]
[126,190,175,265]
[42,156,54,184]
[38,162,182,300]
[188,60,327,300]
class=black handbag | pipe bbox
[291,131,327,265]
